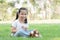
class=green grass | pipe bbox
[0,24,60,40]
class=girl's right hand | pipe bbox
[11,27,17,33]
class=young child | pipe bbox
[11,7,40,37]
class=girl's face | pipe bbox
[18,10,27,20]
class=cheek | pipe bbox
[18,15,23,18]
[18,14,22,17]
[19,15,23,18]
[19,15,26,18]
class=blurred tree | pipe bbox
[0,2,9,21]
[0,0,60,21]
[0,0,5,3]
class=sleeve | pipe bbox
[12,21,17,28]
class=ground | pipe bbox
[0,24,60,40]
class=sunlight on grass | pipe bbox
[51,37,60,40]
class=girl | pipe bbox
[11,7,40,37]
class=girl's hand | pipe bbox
[22,26,28,31]
[11,27,17,33]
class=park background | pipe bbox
[0,0,60,40]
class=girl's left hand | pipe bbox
[22,26,28,31]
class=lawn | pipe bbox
[0,24,60,40]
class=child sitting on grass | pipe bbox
[11,7,41,37]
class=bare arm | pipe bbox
[11,27,17,33]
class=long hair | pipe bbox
[15,7,28,23]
